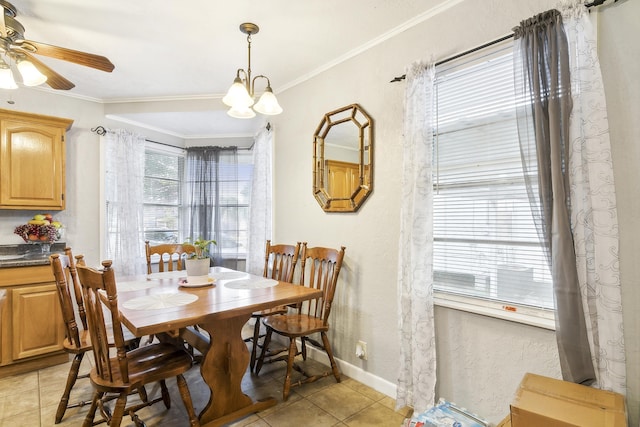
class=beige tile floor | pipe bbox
[0,336,412,427]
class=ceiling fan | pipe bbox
[0,0,114,90]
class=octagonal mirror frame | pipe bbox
[313,103,373,212]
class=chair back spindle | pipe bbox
[64,247,88,330]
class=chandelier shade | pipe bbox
[224,23,282,119]
[253,86,283,115]
[228,105,257,119]
[223,77,255,108]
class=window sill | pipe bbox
[434,292,556,330]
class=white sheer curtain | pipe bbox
[562,2,626,395]
[396,61,437,413]
[104,129,146,276]
[246,124,273,275]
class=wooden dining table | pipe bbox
[113,267,322,427]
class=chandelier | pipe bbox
[222,23,282,119]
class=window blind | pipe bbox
[217,151,253,259]
[433,45,553,310]
[143,148,184,244]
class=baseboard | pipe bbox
[303,342,398,399]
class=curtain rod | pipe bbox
[91,126,181,149]
[389,0,617,83]
[91,125,257,151]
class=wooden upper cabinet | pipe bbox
[0,109,73,210]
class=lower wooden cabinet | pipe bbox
[0,264,67,378]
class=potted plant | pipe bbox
[183,237,216,277]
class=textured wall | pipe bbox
[434,308,560,422]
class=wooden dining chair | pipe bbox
[50,250,92,424]
[50,249,141,424]
[76,260,199,427]
[145,241,196,274]
[144,240,200,348]
[255,243,346,401]
[244,240,301,372]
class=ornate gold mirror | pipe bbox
[313,104,373,212]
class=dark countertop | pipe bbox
[0,242,66,268]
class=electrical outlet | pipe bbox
[356,340,367,360]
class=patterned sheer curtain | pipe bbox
[562,2,626,394]
[396,61,437,413]
[514,5,625,393]
[184,146,242,270]
[246,124,273,275]
[104,129,146,276]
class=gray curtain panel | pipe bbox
[184,146,242,270]
[513,9,595,385]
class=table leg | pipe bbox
[198,314,277,426]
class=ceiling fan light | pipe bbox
[253,87,283,115]
[0,61,17,90]
[222,78,254,108]
[227,105,256,119]
[17,59,47,86]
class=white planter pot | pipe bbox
[185,258,210,277]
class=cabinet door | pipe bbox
[0,119,65,209]
[11,284,65,360]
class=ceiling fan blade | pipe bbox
[18,40,114,73]
[16,50,75,90]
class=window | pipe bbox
[143,145,184,245]
[217,150,253,260]
[183,147,253,267]
[143,145,253,268]
[432,44,554,314]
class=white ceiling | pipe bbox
[7,0,451,138]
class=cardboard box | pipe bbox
[497,415,511,427]
[510,373,626,427]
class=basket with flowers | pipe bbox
[14,213,64,244]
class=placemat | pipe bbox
[224,278,278,289]
[122,293,198,310]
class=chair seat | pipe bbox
[62,329,92,353]
[262,314,329,338]
[90,343,193,391]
